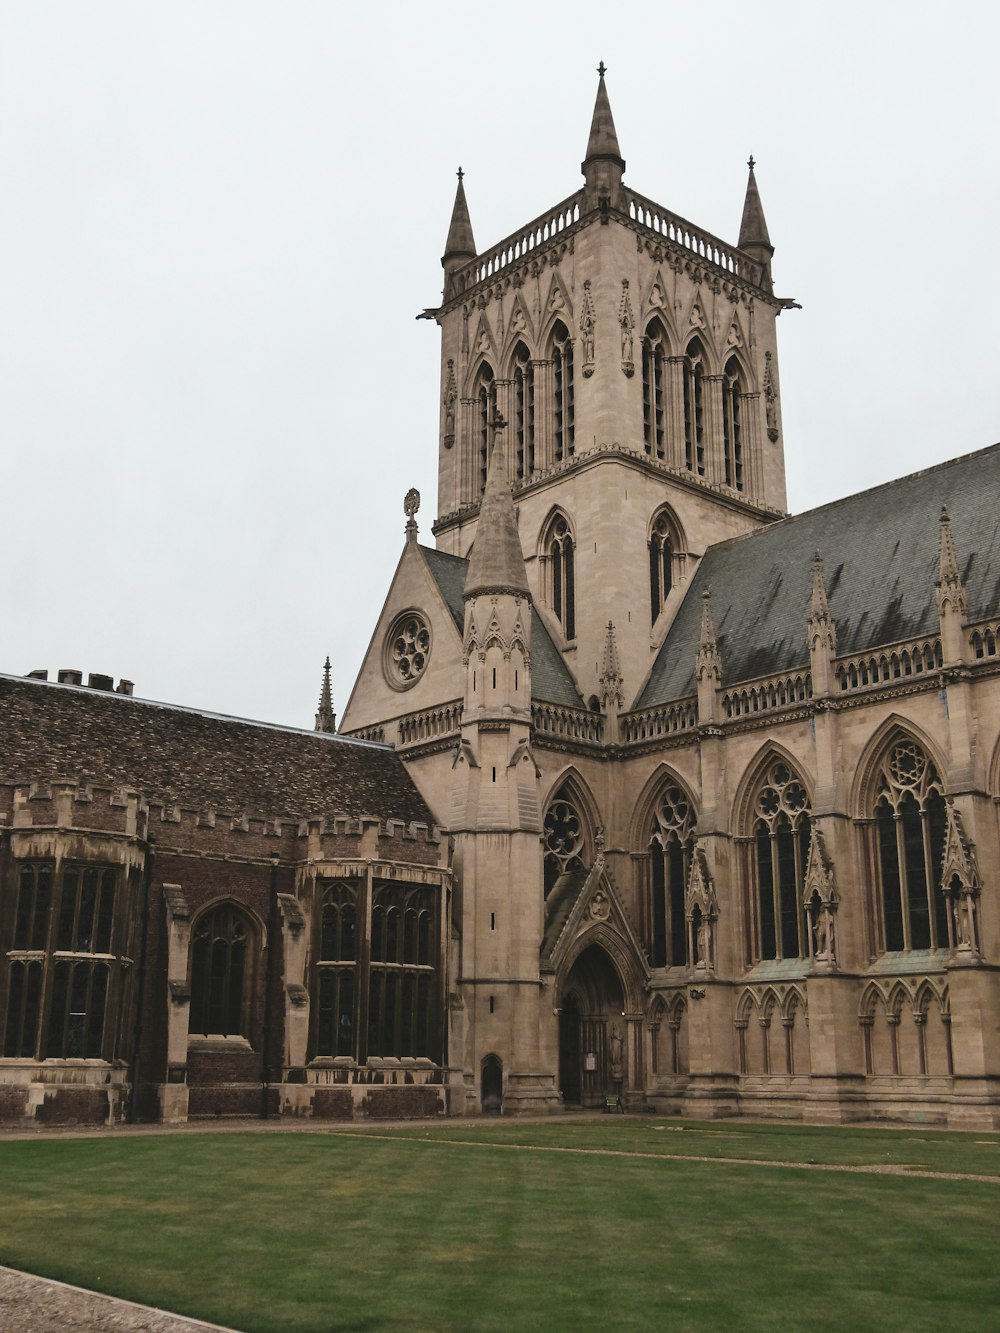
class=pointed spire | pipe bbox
[937,505,968,665]
[584,63,624,167]
[696,589,722,679]
[464,441,530,600]
[809,552,837,651]
[599,621,624,710]
[314,656,336,734]
[937,505,967,613]
[582,64,625,210]
[738,156,774,290]
[442,167,477,271]
[808,552,837,696]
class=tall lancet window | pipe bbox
[682,339,706,476]
[512,343,535,481]
[551,321,575,462]
[647,783,695,968]
[722,357,745,492]
[748,760,811,962]
[642,320,668,458]
[871,738,948,952]
[542,511,575,640]
[648,507,679,624]
[476,363,497,495]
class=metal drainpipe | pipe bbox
[261,851,281,1119]
[127,834,155,1124]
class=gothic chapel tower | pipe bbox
[431,68,794,706]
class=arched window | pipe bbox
[648,507,679,624]
[475,362,497,495]
[314,880,358,1058]
[542,512,575,639]
[543,786,587,898]
[682,339,706,476]
[189,904,251,1039]
[870,738,948,952]
[642,320,668,458]
[551,321,574,462]
[648,784,694,968]
[367,882,437,1059]
[3,860,126,1063]
[722,356,744,492]
[512,342,535,481]
[748,760,811,962]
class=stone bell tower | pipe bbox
[449,437,560,1114]
[424,66,797,710]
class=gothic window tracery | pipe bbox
[747,760,812,962]
[543,787,587,897]
[542,512,575,639]
[367,882,436,1059]
[682,338,706,476]
[647,784,694,968]
[476,362,497,494]
[722,356,745,492]
[551,321,575,462]
[315,881,358,1058]
[189,903,251,1039]
[648,507,679,624]
[384,610,431,690]
[3,861,126,1062]
[642,320,668,459]
[512,342,535,481]
[870,739,948,952]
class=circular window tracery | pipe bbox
[384,611,431,690]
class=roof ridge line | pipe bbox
[0,673,391,749]
[703,440,1000,557]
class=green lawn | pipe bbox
[0,1119,997,1332]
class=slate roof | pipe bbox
[422,546,584,707]
[638,444,1000,708]
[0,674,435,825]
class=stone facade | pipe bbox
[0,677,451,1124]
[340,72,1000,1127]
[3,71,999,1130]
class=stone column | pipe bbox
[161,883,191,1124]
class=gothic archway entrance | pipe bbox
[558,944,626,1108]
[481,1054,503,1114]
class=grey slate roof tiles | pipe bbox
[422,546,584,708]
[638,443,1000,708]
[0,675,435,825]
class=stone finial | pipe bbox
[442,168,477,296]
[936,505,968,618]
[808,551,837,655]
[696,589,722,682]
[695,588,722,725]
[599,621,624,710]
[808,552,837,697]
[738,155,773,291]
[582,65,625,212]
[314,656,336,734]
[404,487,420,543]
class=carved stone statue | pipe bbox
[609,1022,624,1081]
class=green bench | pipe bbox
[602,1093,624,1113]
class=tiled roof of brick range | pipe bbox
[421,546,584,707]
[0,675,436,826]
[637,443,1000,708]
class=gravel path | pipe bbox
[0,1266,239,1333]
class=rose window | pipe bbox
[385,612,431,689]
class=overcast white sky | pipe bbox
[2,2,998,727]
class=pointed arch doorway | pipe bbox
[558,944,626,1108]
